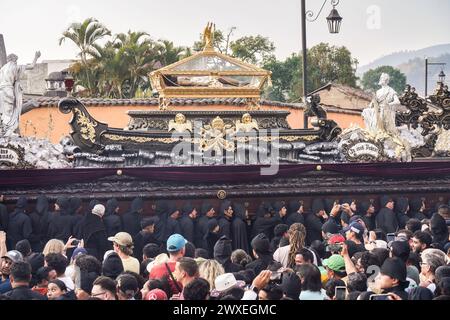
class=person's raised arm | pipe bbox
[341,242,357,275]
[0,231,7,257]
[25,51,41,70]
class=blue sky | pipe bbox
[1,0,449,67]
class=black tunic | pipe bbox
[7,197,32,249]
[103,198,122,237]
[121,197,144,237]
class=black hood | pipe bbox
[69,197,82,216]
[166,202,178,217]
[256,202,272,218]
[130,197,144,213]
[288,200,302,216]
[380,195,393,208]
[409,198,423,212]
[87,199,100,215]
[35,195,48,216]
[272,201,285,214]
[155,200,169,216]
[213,235,233,264]
[181,201,196,217]
[357,201,371,216]
[394,197,409,214]
[16,196,28,209]
[430,213,448,243]
[105,198,119,216]
[219,200,233,218]
[311,198,325,214]
[323,198,335,214]
[207,218,219,232]
[233,202,246,220]
[200,201,215,216]
[56,197,70,214]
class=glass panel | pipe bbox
[172,55,246,71]
[170,75,263,88]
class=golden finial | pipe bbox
[203,22,215,52]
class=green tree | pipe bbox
[156,40,190,66]
[263,43,359,102]
[230,35,275,65]
[361,65,407,93]
[59,18,111,93]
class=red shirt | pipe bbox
[149,261,182,295]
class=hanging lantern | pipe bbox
[326,7,343,34]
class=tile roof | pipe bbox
[23,95,361,115]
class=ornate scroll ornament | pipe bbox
[158,97,170,111]
[0,144,33,169]
[74,108,98,143]
[236,113,259,133]
[168,113,193,133]
[397,85,429,129]
[246,98,261,111]
[339,127,385,162]
[199,116,236,154]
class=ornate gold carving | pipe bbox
[199,116,236,154]
[168,113,193,133]
[203,22,215,52]
[74,108,97,143]
[236,113,259,133]
[103,133,178,144]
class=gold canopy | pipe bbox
[149,23,272,110]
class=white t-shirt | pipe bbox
[58,275,74,291]
[273,245,318,267]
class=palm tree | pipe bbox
[156,40,188,66]
[59,18,111,92]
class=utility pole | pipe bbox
[0,34,6,67]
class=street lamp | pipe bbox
[301,0,342,128]
[438,70,446,84]
[425,58,446,97]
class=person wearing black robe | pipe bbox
[375,195,399,234]
[231,202,250,253]
[430,212,449,249]
[251,202,283,240]
[408,198,426,221]
[179,202,198,244]
[7,197,32,250]
[285,200,305,227]
[195,202,216,249]
[213,236,243,273]
[357,201,376,231]
[270,224,289,252]
[69,197,83,237]
[394,197,410,230]
[245,233,274,276]
[153,200,169,244]
[132,217,160,262]
[0,195,8,232]
[103,198,122,237]
[47,197,73,242]
[163,202,181,241]
[121,197,144,238]
[304,198,327,245]
[73,199,99,239]
[28,196,48,252]
[204,218,220,258]
[79,204,109,261]
[218,200,234,240]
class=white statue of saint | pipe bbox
[362,72,401,136]
[0,51,41,136]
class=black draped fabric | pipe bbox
[79,213,109,261]
[231,203,250,253]
[430,213,449,247]
[394,197,410,229]
[164,202,181,241]
[28,195,48,252]
[103,198,122,237]
[194,202,215,249]
[7,197,32,249]
[179,202,197,244]
[47,197,73,242]
[218,201,233,239]
[245,254,274,276]
[132,230,160,262]
[376,207,399,234]
[69,197,83,236]
[154,200,168,243]
[73,199,99,239]
[121,197,143,237]
[304,198,325,245]
[408,198,426,221]
[286,200,304,226]
[204,218,220,259]
[251,203,280,240]
[0,202,8,232]
[357,201,375,231]
[214,236,243,273]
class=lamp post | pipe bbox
[301,0,342,128]
[424,58,446,97]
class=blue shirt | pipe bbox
[0,278,12,294]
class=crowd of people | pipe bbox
[0,194,449,300]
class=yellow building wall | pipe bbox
[20,105,364,144]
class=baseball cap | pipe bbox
[145,288,168,300]
[328,234,345,244]
[108,232,133,246]
[214,273,245,293]
[166,234,187,252]
[2,250,23,263]
[342,222,365,235]
[322,254,346,272]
